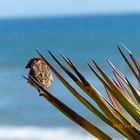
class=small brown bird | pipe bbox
[25,57,53,95]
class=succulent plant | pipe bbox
[24,44,140,140]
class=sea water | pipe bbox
[0,14,140,139]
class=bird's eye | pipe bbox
[34,60,37,63]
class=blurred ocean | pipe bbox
[0,14,140,139]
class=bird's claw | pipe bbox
[39,93,44,96]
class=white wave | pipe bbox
[0,126,96,140]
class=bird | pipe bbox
[25,57,53,95]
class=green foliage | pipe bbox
[24,44,140,140]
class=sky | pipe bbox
[0,0,140,18]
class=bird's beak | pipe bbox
[25,63,30,69]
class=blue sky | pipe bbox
[0,0,140,18]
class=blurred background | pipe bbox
[0,0,140,139]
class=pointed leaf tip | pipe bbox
[120,43,132,54]
[22,75,28,80]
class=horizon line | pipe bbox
[0,12,140,20]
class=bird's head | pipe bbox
[25,57,42,69]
